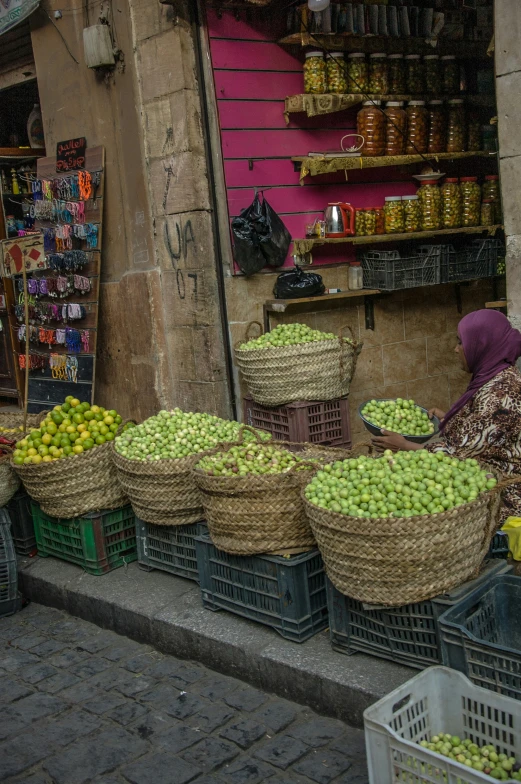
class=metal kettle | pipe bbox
[324,202,355,238]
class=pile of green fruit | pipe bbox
[304,450,497,518]
[361,398,435,437]
[114,409,270,461]
[13,396,127,465]
[418,734,520,779]
[239,323,350,350]
[197,443,307,477]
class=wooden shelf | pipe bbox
[486,299,508,309]
[278,33,489,58]
[263,288,380,331]
[285,93,496,119]
[293,225,503,251]
[0,148,46,159]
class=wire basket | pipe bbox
[362,245,442,291]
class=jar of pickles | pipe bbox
[440,177,462,229]
[327,52,347,94]
[467,114,481,151]
[417,180,442,231]
[424,55,440,93]
[441,55,459,94]
[406,101,428,155]
[347,53,368,93]
[402,195,421,233]
[369,53,388,94]
[405,54,424,94]
[385,101,407,156]
[481,199,495,226]
[304,51,326,94]
[384,196,405,234]
[460,176,481,227]
[446,99,466,153]
[355,208,376,236]
[357,100,386,157]
[388,54,406,94]
[483,174,502,223]
[428,100,446,154]
[374,207,385,234]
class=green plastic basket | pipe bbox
[31,502,137,575]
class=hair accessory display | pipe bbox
[50,354,67,379]
[66,355,78,382]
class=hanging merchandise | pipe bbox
[231,193,291,276]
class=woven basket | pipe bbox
[235,321,362,406]
[0,452,20,507]
[0,410,50,433]
[303,477,507,607]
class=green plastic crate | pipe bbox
[31,502,137,575]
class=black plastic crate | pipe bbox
[244,396,351,448]
[440,574,521,699]
[327,560,511,669]
[6,491,36,556]
[136,518,207,581]
[195,533,328,642]
[0,509,20,617]
[487,531,509,559]
[362,245,441,291]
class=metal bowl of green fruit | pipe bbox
[358,398,440,444]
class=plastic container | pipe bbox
[347,52,367,93]
[481,199,495,226]
[402,195,421,233]
[357,100,386,157]
[427,100,446,154]
[362,246,442,291]
[439,574,521,699]
[348,261,363,290]
[384,101,406,156]
[405,101,428,154]
[440,238,502,283]
[423,54,440,93]
[31,502,137,575]
[441,177,462,229]
[387,53,405,94]
[356,208,375,237]
[447,98,466,153]
[244,396,352,448]
[0,510,19,617]
[326,52,346,94]
[328,560,510,669]
[195,533,328,642]
[6,490,36,556]
[441,54,459,93]
[136,518,206,581]
[405,54,424,94]
[368,53,388,94]
[418,179,442,231]
[384,196,404,234]
[304,51,326,94]
[483,174,502,223]
[364,666,521,784]
[460,176,481,227]
[374,207,385,235]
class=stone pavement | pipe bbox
[0,603,369,784]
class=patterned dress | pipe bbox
[427,366,521,523]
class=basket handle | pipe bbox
[236,424,266,446]
[339,324,355,343]
[245,321,264,341]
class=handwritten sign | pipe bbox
[0,235,46,277]
[56,137,86,172]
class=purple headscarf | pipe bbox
[441,309,521,430]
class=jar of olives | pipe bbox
[327,52,347,94]
[483,174,502,223]
[428,100,446,154]
[467,114,481,151]
[384,196,405,234]
[460,176,481,227]
[357,100,386,157]
[424,55,440,93]
[355,208,366,236]
[406,101,428,155]
[356,208,376,236]
[417,180,442,231]
[385,101,407,156]
[446,99,466,153]
[405,54,424,94]
[481,199,495,226]
[441,55,459,94]
[374,207,385,234]
[369,53,388,94]
[402,195,421,233]
[304,51,326,94]
[388,54,406,94]
[440,177,462,229]
[347,53,368,93]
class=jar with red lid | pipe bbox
[418,180,442,231]
[441,55,459,94]
[369,53,388,94]
[388,54,406,94]
[460,176,481,227]
[385,101,407,156]
[406,101,428,155]
[483,174,501,223]
[405,54,424,94]
[441,178,462,228]
[424,55,440,93]
[384,196,405,234]
[347,53,368,93]
[402,195,421,233]
[357,100,386,157]
[428,100,446,154]
[446,99,466,153]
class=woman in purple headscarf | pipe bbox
[373,309,521,521]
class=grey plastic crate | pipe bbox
[136,518,207,581]
[0,509,20,617]
[327,560,511,669]
[440,238,504,283]
[6,491,36,556]
[195,533,328,642]
[362,245,441,291]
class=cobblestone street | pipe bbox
[0,603,369,784]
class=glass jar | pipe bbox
[428,100,446,154]
[348,262,363,291]
[417,180,442,231]
[440,177,462,229]
[369,53,388,94]
[385,101,407,156]
[327,52,347,94]
[406,101,428,155]
[388,54,406,94]
[467,114,481,151]
[446,99,466,153]
[374,207,385,234]
[481,199,495,226]
[355,208,366,236]
[460,176,481,227]
[424,55,440,94]
[405,54,424,94]
[304,51,326,94]
[384,196,405,234]
[347,53,368,94]
[356,209,376,236]
[441,55,459,94]
[357,100,386,157]
[483,174,502,223]
[402,195,421,233]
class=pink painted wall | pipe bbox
[206,7,412,272]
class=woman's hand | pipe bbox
[371,430,423,453]
[428,408,446,421]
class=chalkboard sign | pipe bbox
[56,137,87,172]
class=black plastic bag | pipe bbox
[273,266,325,299]
[231,194,291,276]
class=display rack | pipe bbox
[277,33,489,58]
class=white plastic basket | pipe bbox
[364,666,521,784]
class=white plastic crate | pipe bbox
[364,666,521,784]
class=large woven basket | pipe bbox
[0,453,20,507]
[235,321,362,406]
[0,410,50,433]
[303,478,507,607]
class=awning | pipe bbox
[0,0,40,37]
